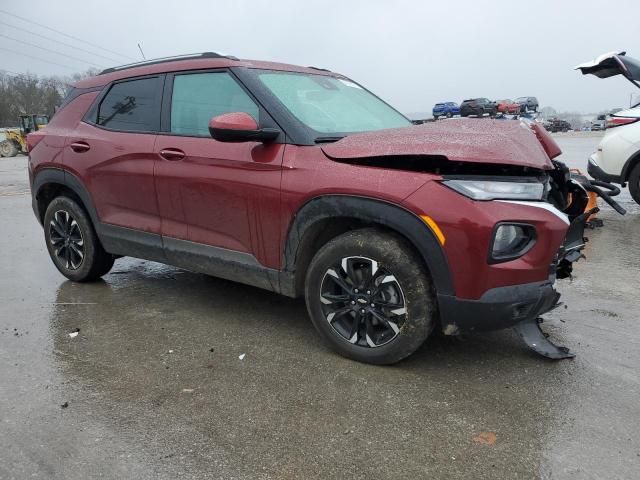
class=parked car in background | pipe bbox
[432,102,460,120]
[546,119,572,133]
[591,114,606,131]
[496,99,521,115]
[459,98,497,117]
[515,96,539,112]
[576,51,640,205]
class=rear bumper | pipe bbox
[460,107,481,116]
[588,155,622,184]
[437,279,559,333]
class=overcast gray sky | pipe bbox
[1,0,639,114]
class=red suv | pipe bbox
[28,53,592,364]
[496,99,521,115]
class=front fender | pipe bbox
[282,195,454,297]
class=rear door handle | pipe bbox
[69,141,90,153]
[159,148,185,161]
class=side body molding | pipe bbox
[280,195,454,298]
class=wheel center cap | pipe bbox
[356,296,368,305]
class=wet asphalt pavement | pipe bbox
[1,133,639,479]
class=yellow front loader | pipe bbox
[0,114,49,157]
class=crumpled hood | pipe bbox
[321,118,554,170]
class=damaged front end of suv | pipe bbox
[323,118,625,359]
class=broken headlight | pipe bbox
[442,179,545,201]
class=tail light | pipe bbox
[606,116,640,128]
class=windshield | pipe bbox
[255,70,411,136]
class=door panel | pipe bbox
[64,122,160,233]
[63,75,163,235]
[155,69,285,268]
[154,137,285,267]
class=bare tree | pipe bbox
[0,69,97,127]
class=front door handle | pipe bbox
[69,141,90,153]
[159,148,185,161]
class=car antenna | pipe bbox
[137,43,146,60]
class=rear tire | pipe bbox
[629,163,640,205]
[43,196,114,282]
[304,228,436,365]
[446,112,452,118]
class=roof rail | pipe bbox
[99,52,238,75]
[307,66,332,72]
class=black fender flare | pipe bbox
[282,195,454,297]
[621,151,640,183]
[32,167,100,227]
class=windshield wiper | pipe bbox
[314,136,344,144]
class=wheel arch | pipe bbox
[32,168,99,227]
[281,195,454,299]
[621,149,640,182]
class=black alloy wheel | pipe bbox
[44,196,115,281]
[319,256,406,348]
[49,210,85,270]
[305,228,435,364]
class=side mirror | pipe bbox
[208,112,280,143]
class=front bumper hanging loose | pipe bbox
[513,317,575,360]
[512,171,626,359]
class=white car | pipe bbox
[576,51,640,205]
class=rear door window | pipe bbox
[97,76,161,132]
[170,72,259,136]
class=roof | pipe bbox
[74,52,340,89]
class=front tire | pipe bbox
[44,196,114,282]
[629,163,640,205]
[305,228,436,365]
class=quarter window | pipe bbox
[170,72,259,136]
[97,77,161,132]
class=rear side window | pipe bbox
[170,72,259,136]
[97,76,161,132]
